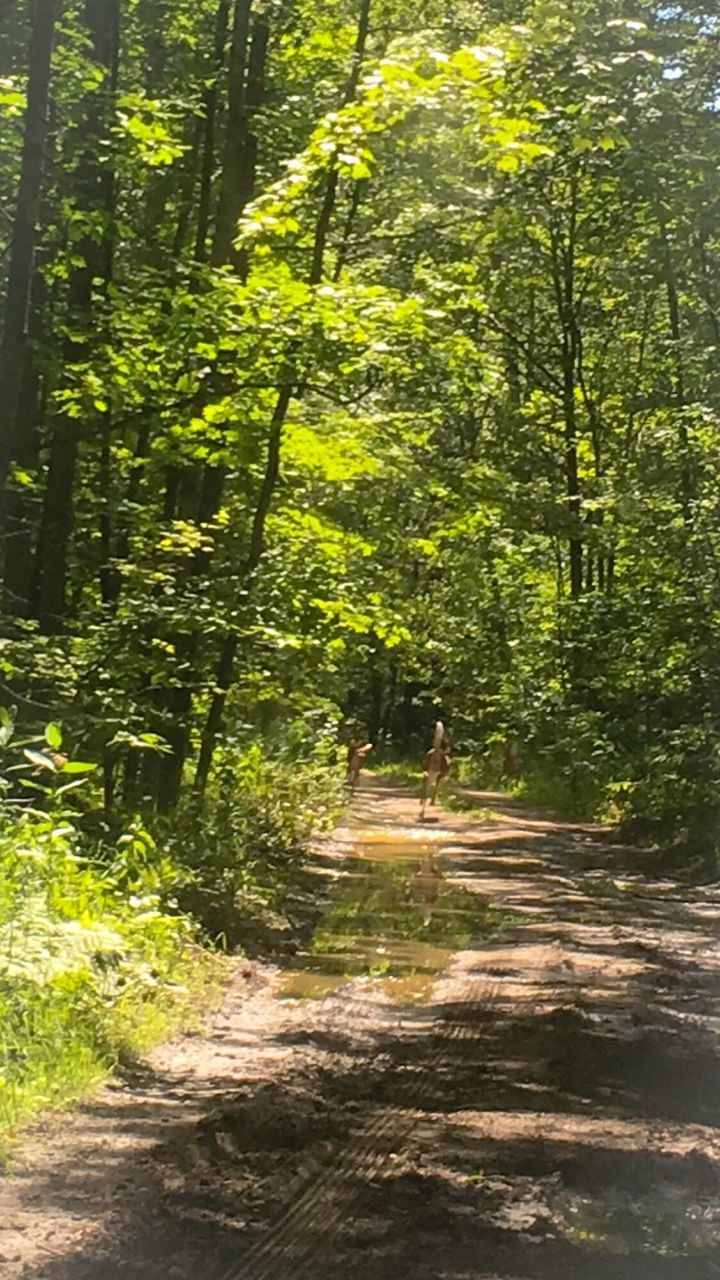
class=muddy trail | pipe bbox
[3,780,720,1280]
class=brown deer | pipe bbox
[419,721,451,818]
[346,737,373,792]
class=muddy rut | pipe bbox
[3,780,720,1279]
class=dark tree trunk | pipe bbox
[659,209,693,520]
[102,0,234,606]
[234,15,270,279]
[172,116,204,260]
[194,0,232,263]
[550,181,583,601]
[211,0,253,266]
[0,0,56,509]
[34,0,120,632]
[3,238,50,614]
[107,417,153,589]
[154,638,197,812]
[367,649,385,747]
[192,380,292,794]
[332,179,365,282]
[191,9,270,508]
[98,406,115,604]
[153,9,273,807]
[562,342,583,599]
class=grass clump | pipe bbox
[442,791,501,822]
[369,762,422,790]
[0,723,344,1150]
[0,807,223,1154]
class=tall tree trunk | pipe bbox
[659,208,692,521]
[104,0,234,602]
[194,0,232,263]
[195,9,270,502]
[561,334,582,599]
[98,405,116,604]
[550,179,583,600]
[211,0,253,266]
[332,179,365,282]
[0,0,56,512]
[33,0,119,632]
[233,15,270,279]
[193,0,373,796]
[695,231,720,351]
[192,379,293,795]
[577,330,607,596]
[3,235,50,613]
[171,116,204,261]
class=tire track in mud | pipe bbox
[213,970,499,1280]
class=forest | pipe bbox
[1,0,719,1138]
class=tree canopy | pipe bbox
[0,0,719,848]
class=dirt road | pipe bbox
[2,780,720,1279]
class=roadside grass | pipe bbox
[0,743,343,1158]
[0,947,227,1165]
[369,762,421,790]
[0,805,230,1161]
[442,789,504,822]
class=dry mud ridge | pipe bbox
[3,780,720,1280]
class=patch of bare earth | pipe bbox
[3,780,720,1279]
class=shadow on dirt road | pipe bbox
[3,779,720,1280]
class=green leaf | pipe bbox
[0,707,15,749]
[55,778,91,795]
[60,761,98,775]
[45,722,63,750]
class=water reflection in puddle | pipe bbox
[277,837,509,1005]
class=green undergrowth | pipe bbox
[508,772,604,821]
[169,742,346,948]
[463,724,720,850]
[442,792,502,823]
[369,762,421,789]
[0,808,226,1157]
[0,730,345,1152]
[451,752,607,823]
[453,755,719,875]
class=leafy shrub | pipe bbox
[0,710,345,1146]
[0,808,206,1148]
[605,721,720,862]
[467,703,617,820]
[166,741,345,946]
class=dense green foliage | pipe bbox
[0,716,340,1143]
[0,0,719,1126]
[0,799,199,1143]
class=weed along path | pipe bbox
[3,780,720,1279]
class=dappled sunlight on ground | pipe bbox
[3,778,720,1279]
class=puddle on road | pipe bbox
[560,1188,720,1256]
[278,830,509,1005]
